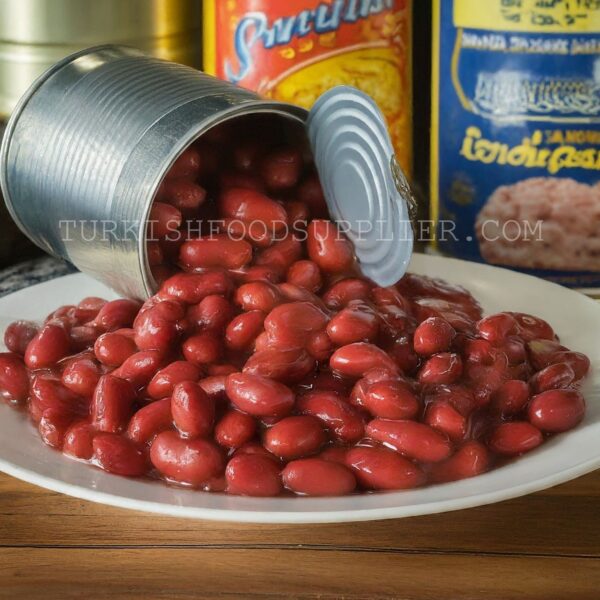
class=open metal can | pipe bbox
[0,45,307,299]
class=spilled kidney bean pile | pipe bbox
[0,123,592,497]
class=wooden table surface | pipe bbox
[1,468,599,600]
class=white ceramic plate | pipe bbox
[0,253,599,523]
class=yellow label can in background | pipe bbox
[203,0,412,176]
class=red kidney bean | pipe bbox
[215,409,256,448]
[388,336,421,374]
[225,310,265,352]
[367,419,452,462]
[500,336,528,365]
[526,339,567,370]
[226,454,282,497]
[61,357,101,397]
[322,278,373,309]
[134,300,183,353]
[195,378,227,405]
[232,139,261,172]
[235,281,282,313]
[74,297,107,323]
[528,389,585,433]
[511,312,555,341]
[277,283,326,309]
[243,347,315,383]
[286,201,310,227]
[148,202,182,239]
[220,169,266,192]
[94,332,137,367]
[260,146,302,190]
[362,380,419,420]
[29,375,87,423]
[161,179,206,215]
[91,374,136,433]
[180,235,253,270]
[167,147,202,180]
[4,320,39,355]
[207,364,237,376]
[490,380,530,416]
[94,299,141,331]
[418,353,463,385]
[186,295,234,333]
[330,343,398,379]
[264,301,328,347]
[429,441,490,483]
[461,338,496,366]
[39,408,74,449]
[318,445,349,464]
[63,420,95,460]
[489,422,543,455]
[159,271,233,304]
[306,330,335,361]
[346,446,425,490]
[530,362,575,394]
[182,332,222,365]
[255,235,303,275]
[307,220,354,274]
[225,372,294,417]
[297,172,328,218]
[412,298,475,333]
[413,317,455,356]
[24,322,71,369]
[263,416,326,460]
[424,384,478,417]
[239,265,281,284]
[476,313,518,345]
[127,398,173,445]
[150,431,224,486]
[552,350,590,381]
[147,360,202,400]
[68,324,101,353]
[287,260,322,293]
[220,187,288,231]
[297,391,364,444]
[0,352,29,402]
[220,218,273,249]
[253,331,270,352]
[282,458,356,496]
[171,381,215,438]
[424,401,466,442]
[112,350,164,389]
[326,304,379,346]
[93,433,146,477]
[147,241,164,266]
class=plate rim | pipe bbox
[1,253,599,523]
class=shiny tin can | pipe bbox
[0,0,201,118]
[0,45,307,299]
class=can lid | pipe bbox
[307,86,414,287]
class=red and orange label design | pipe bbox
[203,0,412,174]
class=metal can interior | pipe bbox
[139,109,310,297]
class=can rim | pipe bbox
[0,44,144,251]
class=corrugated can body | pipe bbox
[0,0,202,118]
[0,45,306,299]
[431,0,600,288]
[203,0,412,176]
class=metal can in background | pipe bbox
[0,0,201,119]
[0,45,307,299]
[430,0,600,291]
[202,0,413,176]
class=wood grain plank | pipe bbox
[1,548,598,600]
[1,472,599,556]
